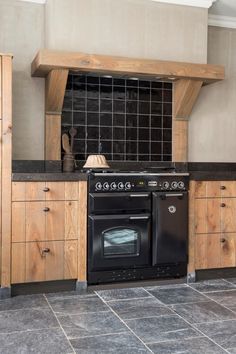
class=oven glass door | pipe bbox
[88,214,151,271]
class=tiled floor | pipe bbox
[0,279,236,353]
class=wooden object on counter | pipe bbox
[0,54,12,290]
[45,68,68,160]
[11,181,87,284]
[188,181,236,276]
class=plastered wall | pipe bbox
[189,26,236,162]
[0,0,208,159]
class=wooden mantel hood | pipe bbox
[31,49,224,162]
[32,49,224,84]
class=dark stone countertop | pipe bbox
[12,172,88,182]
[188,163,236,181]
[11,160,236,182]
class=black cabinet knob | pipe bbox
[221,203,226,207]
[42,247,50,253]
[43,187,50,192]
[221,186,226,190]
[220,238,226,243]
[43,207,50,212]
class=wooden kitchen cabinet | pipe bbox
[11,181,86,284]
[0,54,12,290]
[189,181,236,275]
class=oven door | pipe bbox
[88,214,151,271]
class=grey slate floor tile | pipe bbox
[58,311,128,339]
[109,297,173,320]
[96,287,151,301]
[189,279,236,293]
[124,314,201,344]
[195,319,236,350]
[0,328,73,354]
[146,285,207,305]
[70,332,150,353]
[206,290,236,307]
[0,308,59,333]
[171,300,236,324]
[0,294,49,312]
[148,336,227,354]
[47,295,108,315]
[225,278,236,284]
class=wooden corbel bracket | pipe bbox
[45,69,69,160]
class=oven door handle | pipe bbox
[163,193,184,198]
[129,194,150,198]
[129,216,150,220]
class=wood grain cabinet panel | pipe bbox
[195,234,221,269]
[220,234,236,267]
[11,241,78,283]
[12,182,80,201]
[12,201,78,242]
[190,180,236,272]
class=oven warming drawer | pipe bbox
[89,192,151,214]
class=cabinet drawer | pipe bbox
[195,233,236,270]
[194,198,221,234]
[12,182,79,201]
[12,201,78,242]
[11,240,78,283]
[194,181,236,198]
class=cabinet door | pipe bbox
[221,199,236,233]
[220,234,236,267]
[11,241,78,283]
[195,199,221,234]
[195,234,221,269]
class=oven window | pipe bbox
[103,227,139,257]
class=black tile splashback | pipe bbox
[61,73,172,162]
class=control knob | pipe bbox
[103,182,109,190]
[162,181,169,190]
[171,181,178,189]
[178,181,185,189]
[110,182,117,190]
[125,182,131,190]
[95,182,102,191]
[118,182,124,190]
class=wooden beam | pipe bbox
[45,69,68,114]
[172,120,188,162]
[1,56,12,287]
[32,49,224,85]
[174,79,203,120]
[45,69,68,160]
[45,114,61,160]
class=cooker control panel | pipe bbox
[91,174,189,193]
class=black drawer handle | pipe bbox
[43,187,50,192]
[221,203,226,207]
[221,186,226,190]
[41,248,50,257]
[43,207,50,212]
[220,238,226,243]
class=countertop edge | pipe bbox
[12,173,88,182]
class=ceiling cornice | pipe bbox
[208,14,236,29]
[151,0,216,9]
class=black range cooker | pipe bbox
[87,170,189,284]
